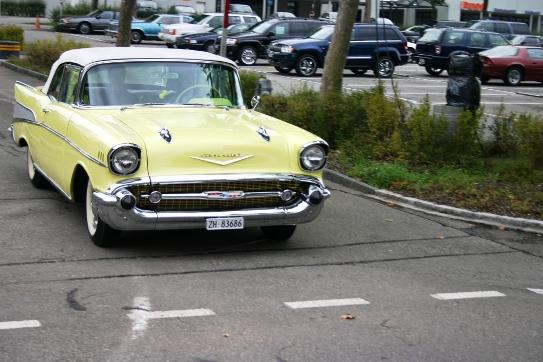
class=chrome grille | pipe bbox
[128,180,307,212]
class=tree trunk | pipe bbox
[116,0,137,47]
[364,0,372,21]
[320,0,359,97]
[91,0,99,10]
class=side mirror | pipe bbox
[267,31,275,37]
[251,95,260,110]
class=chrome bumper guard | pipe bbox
[92,174,330,231]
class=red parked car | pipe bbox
[479,45,543,86]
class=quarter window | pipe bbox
[47,66,65,101]
[527,48,543,59]
[60,65,82,104]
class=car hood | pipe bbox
[110,107,295,176]
[229,31,264,40]
[274,37,327,47]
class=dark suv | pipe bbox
[224,18,327,65]
[267,23,409,77]
[468,20,530,40]
[416,27,509,76]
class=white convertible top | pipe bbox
[43,47,237,93]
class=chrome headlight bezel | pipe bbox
[299,141,329,171]
[225,38,237,45]
[108,144,141,175]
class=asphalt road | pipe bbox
[1,25,543,362]
[20,25,543,117]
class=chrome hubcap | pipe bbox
[299,57,315,75]
[379,60,393,76]
[241,48,256,64]
[508,70,521,84]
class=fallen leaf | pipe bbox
[436,235,445,239]
[387,203,396,207]
[384,219,393,223]
[223,333,230,338]
[341,314,355,320]
[498,225,506,230]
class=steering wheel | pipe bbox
[175,84,220,104]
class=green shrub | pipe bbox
[1,0,45,16]
[0,25,24,43]
[450,107,484,158]
[13,36,89,74]
[405,96,448,164]
[362,82,402,160]
[239,70,260,105]
[487,104,518,156]
[514,113,543,169]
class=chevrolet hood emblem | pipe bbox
[190,155,254,166]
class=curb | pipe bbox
[3,60,541,234]
[324,169,543,235]
[1,61,48,81]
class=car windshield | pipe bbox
[480,46,518,57]
[80,62,242,108]
[145,14,160,22]
[87,10,101,17]
[418,28,443,42]
[309,26,334,40]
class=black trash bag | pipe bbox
[446,75,480,109]
[448,52,482,77]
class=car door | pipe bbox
[347,27,375,67]
[38,64,81,191]
[526,48,543,80]
[95,11,115,30]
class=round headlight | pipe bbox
[300,144,327,171]
[109,146,140,175]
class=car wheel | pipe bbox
[166,43,174,48]
[261,225,296,241]
[131,30,143,44]
[27,148,47,188]
[295,54,318,77]
[204,41,215,53]
[350,68,367,76]
[504,66,523,86]
[374,56,395,78]
[480,76,490,84]
[77,22,91,35]
[425,65,444,76]
[238,46,258,66]
[274,66,292,74]
[86,180,119,247]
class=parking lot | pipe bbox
[20,27,543,117]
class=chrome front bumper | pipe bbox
[92,174,330,231]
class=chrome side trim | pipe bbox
[15,80,36,89]
[33,162,72,200]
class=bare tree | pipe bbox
[364,0,372,21]
[116,0,137,47]
[320,0,359,97]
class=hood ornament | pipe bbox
[159,128,171,143]
[257,126,270,142]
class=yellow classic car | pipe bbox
[10,47,330,246]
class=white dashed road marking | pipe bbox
[431,291,506,300]
[0,320,41,330]
[284,298,370,309]
[127,296,215,339]
[527,288,543,295]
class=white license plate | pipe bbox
[206,217,244,230]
